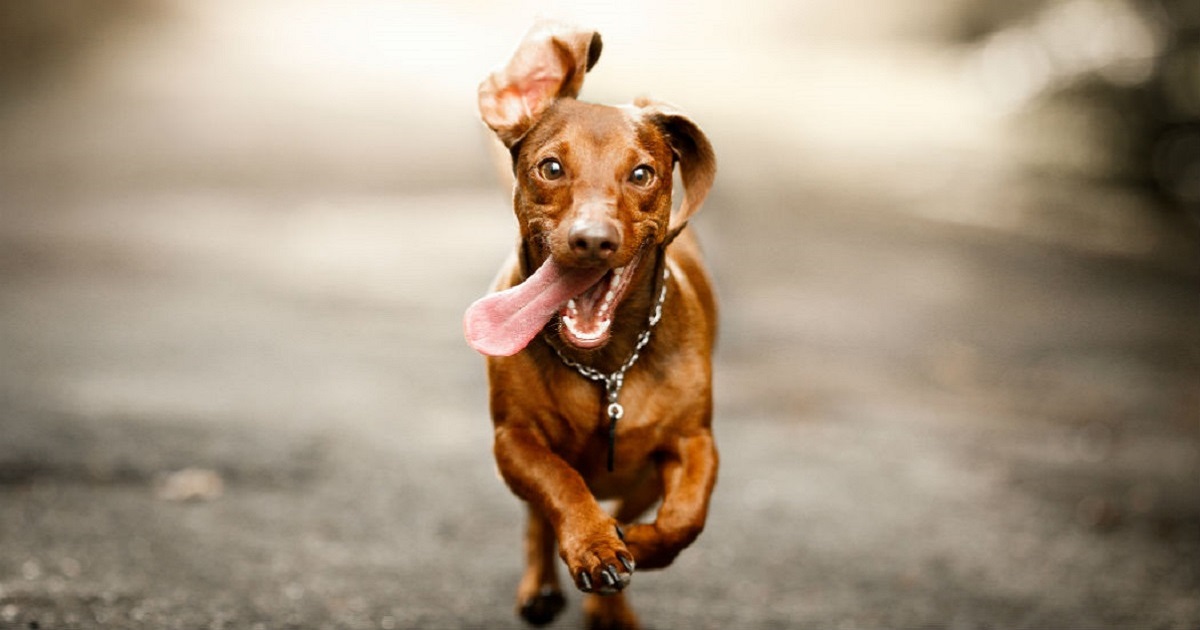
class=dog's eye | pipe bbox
[629,165,654,186]
[538,158,565,181]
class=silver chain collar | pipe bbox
[548,266,670,471]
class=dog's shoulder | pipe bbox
[665,230,719,345]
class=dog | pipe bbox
[463,20,718,630]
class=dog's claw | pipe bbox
[619,554,635,574]
[615,524,625,541]
[601,565,618,588]
[578,571,593,593]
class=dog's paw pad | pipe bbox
[519,586,565,626]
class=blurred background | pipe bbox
[0,1,1197,628]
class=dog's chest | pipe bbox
[549,368,684,466]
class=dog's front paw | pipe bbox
[616,522,694,570]
[561,522,635,595]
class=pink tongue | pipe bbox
[464,258,606,357]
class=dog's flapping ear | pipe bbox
[639,100,716,238]
[478,20,603,148]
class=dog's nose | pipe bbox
[568,219,621,260]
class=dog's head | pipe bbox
[467,21,714,355]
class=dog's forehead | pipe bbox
[529,100,665,156]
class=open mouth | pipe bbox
[557,245,647,349]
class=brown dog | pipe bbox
[464,20,718,630]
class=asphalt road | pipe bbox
[0,172,1197,629]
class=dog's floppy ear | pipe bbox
[638,100,717,237]
[478,20,603,148]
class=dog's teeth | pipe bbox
[604,290,615,303]
[612,267,623,279]
[567,299,577,311]
[561,307,612,344]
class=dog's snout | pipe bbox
[568,219,622,260]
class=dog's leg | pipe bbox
[583,591,640,630]
[619,432,718,570]
[516,505,565,626]
[495,425,635,594]
[613,474,662,525]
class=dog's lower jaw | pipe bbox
[552,241,657,353]
[557,265,625,349]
